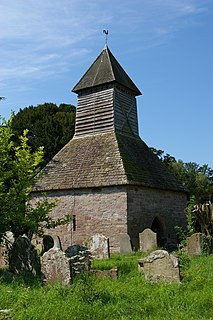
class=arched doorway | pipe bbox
[151,217,166,247]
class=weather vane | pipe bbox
[103,30,109,45]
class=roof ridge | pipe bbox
[105,46,115,81]
[92,49,106,86]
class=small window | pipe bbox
[73,215,76,231]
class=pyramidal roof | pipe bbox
[72,45,141,95]
[33,132,186,193]
[33,46,187,194]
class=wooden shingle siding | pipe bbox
[114,87,138,136]
[75,88,114,137]
[33,45,187,194]
[32,45,188,252]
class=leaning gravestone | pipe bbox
[139,228,157,252]
[86,234,110,259]
[41,248,71,285]
[119,233,132,254]
[138,250,180,282]
[186,233,212,256]
[9,235,40,276]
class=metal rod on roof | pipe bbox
[103,30,109,46]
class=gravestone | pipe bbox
[86,234,110,259]
[0,246,5,268]
[65,244,91,276]
[9,235,40,276]
[138,250,180,282]
[41,248,71,285]
[0,232,14,268]
[119,233,132,254]
[139,228,157,252]
[32,234,62,255]
[186,233,212,256]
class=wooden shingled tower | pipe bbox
[33,46,187,251]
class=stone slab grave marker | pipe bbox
[86,234,110,259]
[139,228,157,252]
[119,233,132,254]
[138,250,180,282]
[41,248,71,286]
[186,233,212,256]
[65,244,91,276]
[32,234,62,256]
[9,235,40,276]
[0,231,14,269]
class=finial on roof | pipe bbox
[103,29,109,46]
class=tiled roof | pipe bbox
[72,46,141,96]
[33,132,186,192]
[117,134,186,191]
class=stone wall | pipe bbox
[31,185,187,253]
[127,187,187,250]
[31,186,128,253]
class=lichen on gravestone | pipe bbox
[138,250,180,283]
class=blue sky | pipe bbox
[0,0,212,167]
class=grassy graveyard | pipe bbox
[0,253,213,320]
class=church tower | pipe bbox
[33,46,187,251]
[73,45,141,138]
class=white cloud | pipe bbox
[0,0,210,84]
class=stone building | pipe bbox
[32,46,187,252]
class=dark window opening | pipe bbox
[73,215,76,231]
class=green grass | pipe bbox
[0,254,213,320]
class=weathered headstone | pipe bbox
[0,246,5,268]
[9,235,40,276]
[0,232,14,269]
[138,250,180,282]
[139,228,157,252]
[65,244,91,276]
[119,233,132,254]
[186,233,212,256]
[41,248,71,285]
[86,234,110,259]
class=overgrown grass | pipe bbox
[0,254,213,320]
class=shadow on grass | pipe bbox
[0,268,42,287]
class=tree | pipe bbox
[0,116,70,242]
[184,197,213,237]
[11,103,76,165]
[151,148,213,203]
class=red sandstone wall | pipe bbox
[31,187,128,253]
[31,186,187,253]
[127,187,187,250]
